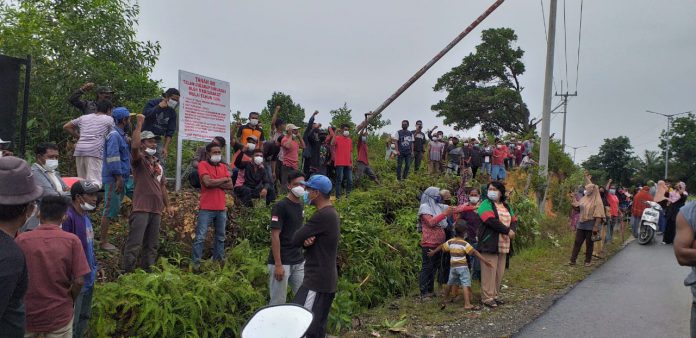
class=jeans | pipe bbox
[659,210,666,233]
[482,162,492,175]
[414,151,424,171]
[335,166,352,198]
[356,162,377,182]
[123,212,161,273]
[631,216,640,238]
[491,164,506,180]
[605,216,617,243]
[396,153,412,180]
[73,287,93,338]
[191,210,227,266]
[420,246,442,296]
[268,262,305,305]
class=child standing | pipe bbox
[428,219,492,310]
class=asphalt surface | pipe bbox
[516,237,692,338]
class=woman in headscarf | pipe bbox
[569,172,606,267]
[418,187,454,300]
[663,182,688,244]
[654,180,669,234]
[477,181,517,308]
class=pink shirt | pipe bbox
[16,224,90,332]
[282,136,300,169]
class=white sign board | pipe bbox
[175,70,231,191]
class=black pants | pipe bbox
[570,229,594,264]
[420,246,442,295]
[396,153,412,180]
[233,185,276,207]
[472,165,479,179]
[414,151,424,171]
[302,156,312,179]
[293,286,336,338]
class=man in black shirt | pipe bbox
[68,82,114,115]
[268,171,306,305]
[0,157,44,338]
[412,120,427,172]
[291,175,340,338]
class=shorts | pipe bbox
[103,182,125,219]
[447,266,471,287]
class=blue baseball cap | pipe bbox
[112,107,130,121]
[303,175,333,195]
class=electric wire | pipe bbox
[575,0,584,92]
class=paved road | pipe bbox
[516,238,692,338]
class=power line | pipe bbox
[563,0,569,87]
[575,0,584,91]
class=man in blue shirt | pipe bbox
[394,120,415,181]
[100,107,131,251]
[62,180,100,338]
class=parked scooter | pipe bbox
[241,304,313,338]
[637,201,662,245]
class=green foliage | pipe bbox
[259,92,306,129]
[633,150,664,185]
[432,28,532,135]
[508,194,541,251]
[582,136,636,186]
[659,114,696,187]
[330,103,356,130]
[0,0,161,164]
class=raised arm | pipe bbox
[605,178,613,191]
[271,105,281,129]
[131,114,145,162]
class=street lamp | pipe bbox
[568,145,587,163]
[646,110,691,179]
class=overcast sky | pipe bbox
[136,0,696,163]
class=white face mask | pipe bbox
[390,144,396,149]
[487,190,500,202]
[167,99,178,109]
[497,145,502,149]
[361,136,367,142]
[469,196,480,204]
[253,156,264,165]
[463,143,469,147]
[448,141,453,145]
[80,202,96,211]
[343,131,350,137]
[44,159,59,171]
[145,148,157,156]
[291,186,305,198]
[210,155,222,163]
[249,118,259,126]
[247,143,256,151]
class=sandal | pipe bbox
[440,303,447,310]
[482,300,497,308]
[465,305,482,311]
[584,262,592,267]
[494,299,506,305]
[567,261,576,266]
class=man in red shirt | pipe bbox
[192,142,233,268]
[356,126,379,185]
[16,196,90,337]
[491,139,507,181]
[331,124,353,198]
[632,185,653,238]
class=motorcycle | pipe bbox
[241,304,313,338]
[637,201,662,245]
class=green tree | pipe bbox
[0,0,161,153]
[659,114,696,187]
[632,150,664,185]
[259,92,306,129]
[582,136,636,186]
[431,28,533,135]
[329,103,356,130]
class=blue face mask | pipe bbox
[303,191,312,205]
[487,191,500,202]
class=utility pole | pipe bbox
[554,82,577,150]
[646,110,690,179]
[538,0,558,211]
[568,145,587,163]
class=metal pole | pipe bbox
[357,0,506,132]
[539,0,558,211]
[19,55,31,158]
[561,98,567,150]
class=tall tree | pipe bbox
[659,114,696,186]
[0,0,161,147]
[431,28,533,135]
[582,136,636,186]
[328,103,390,132]
[632,150,664,185]
[259,92,306,129]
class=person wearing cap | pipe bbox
[142,88,180,165]
[236,111,266,147]
[68,82,114,115]
[268,170,306,305]
[100,107,132,251]
[63,99,116,187]
[16,195,90,337]
[290,175,340,338]
[0,157,43,337]
[0,138,13,157]
[412,120,427,172]
[62,180,100,337]
[122,114,171,273]
[23,143,70,232]
[280,123,305,193]
[331,124,354,198]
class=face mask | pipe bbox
[80,202,96,211]
[249,119,259,126]
[145,148,157,156]
[45,159,59,171]
[497,145,502,149]
[361,136,367,142]
[584,190,590,196]
[253,156,264,165]
[291,186,305,198]
[167,99,178,109]
[464,143,469,147]
[469,196,480,204]
[210,155,222,163]
[303,190,314,205]
[609,189,616,194]
[343,131,350,137]
[487,191,500,202]
[390,144,396,149]
[448,141,453,145]
[247,143,256,151]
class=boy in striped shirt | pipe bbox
[429,219,492,310]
